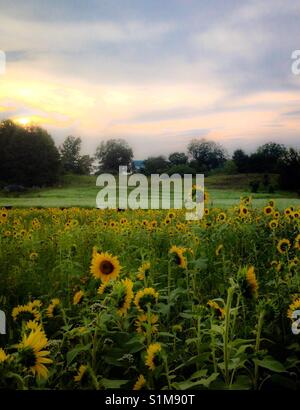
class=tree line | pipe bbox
[0,119,299,191]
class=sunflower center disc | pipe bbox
[100,261,114,275]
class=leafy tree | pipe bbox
[142,156,169,175]
[0,120,60,186]
[249,142,287,173]
[166,164,196,176]
[233,149,249,173]
[278,148,300,190]
[95,139,133,174]
[60,136,93,175]
[187,138,227,172]
[59,136,81,173]
[78,155,94,175]
[168,152,188,166]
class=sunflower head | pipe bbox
[133,374,146,390]
[207,300,225,319]
[137,262,151,281]
[12,303,41,322]
[135,313,159,335]
[263,206,273,216]
[269,219,278,229]
[112,278,134,316]
[169,245,187,269]
[0,348,9,363]
[145,343,162,371]
[277,239,291,254]
[17,329,52,379]
[287,297,300,319]
[134,288,159,313]
[246,266,258,298]
[73,290,84,305]
[90,251,121,283]
[294,234,300,251]
[74,365,88,383]
[46,298,60,318]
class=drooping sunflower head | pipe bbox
[12,303,41,323]
[98,281,114,296]
[46,298,60,318]
[133,374,146,390]
[90,251,121,283]
[0,348,9,363]
[17,329,52,379]
[134,288,159,313]
[137,262,151,281]
[169,245,187,269]
[207,300,225,319]
[112,278,134,316]
[25,320,44,334]
[215,244,224,257]
[145,343,162,371]
[74,365,88,383]
[245,266,259,298]
[277,239,291,254]
[73,290,84,305]
[135,313,159,335]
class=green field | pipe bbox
[0,174,299,209]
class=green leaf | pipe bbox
[66,344,91,366]
[101,378,129,388]
[253,356,286,373]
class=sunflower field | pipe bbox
[0,197,299,390]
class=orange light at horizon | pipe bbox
[14,117,31,126]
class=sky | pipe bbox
[0,0,300,159]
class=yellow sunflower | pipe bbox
[0,348,8,363]
[73,290,84,305]
[98,281,113,296]
[46,298,60,318]
[145,343,162,371]
[269,220,278,229]
[114,278,134,316]
[12,304,41,322]
[239,205,249,217]
[137,262,151,281]
[17,329,52,379]
[135,313,159,335]
[134,288,159,313]
[133,374,146,390]
[217,212,226,222]
[207,300,225,319]
[74,365,87,382]
[263,206,273,216]
[169,245,187,269]
[294,234,300,251]
[246,266,258,297]
[90,251,121,283]
[25,320,44,333]
[277,239,291,254]
[287,297,300,319]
